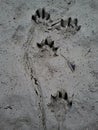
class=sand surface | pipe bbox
[0,0,98,130]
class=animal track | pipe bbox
[31,8,81,36]
[50,89,72,107]
[55,17,81,35]
[36,37,59,56]
[48,89,73,122]
[32,8,52,26]
[61,17,81,30]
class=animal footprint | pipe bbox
[36,37,59,56]
[48,89,73,122]
[51,89,72,107]
[56,17,81,35]
[32,8,51,26]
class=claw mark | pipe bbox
[32,15,36,22]
[51,94,57,101]
[61,19,65,27]
[52,46,59,52]
[74,18,78,26]
[49,41,54,48]
[68,101,72,107]
[36,9,41,18]
[58,91,62,98]
[37,43,43,48]
[46,13,50,20]
[68,17,72,27]
[42,8,45,19]
[64,92,68,100]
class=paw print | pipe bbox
[36,37,59,56]
[51,89,72,107]
[48,89,73,122]
[61,17,81,30]
[32,8,51,26]
[55,17,81,35]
